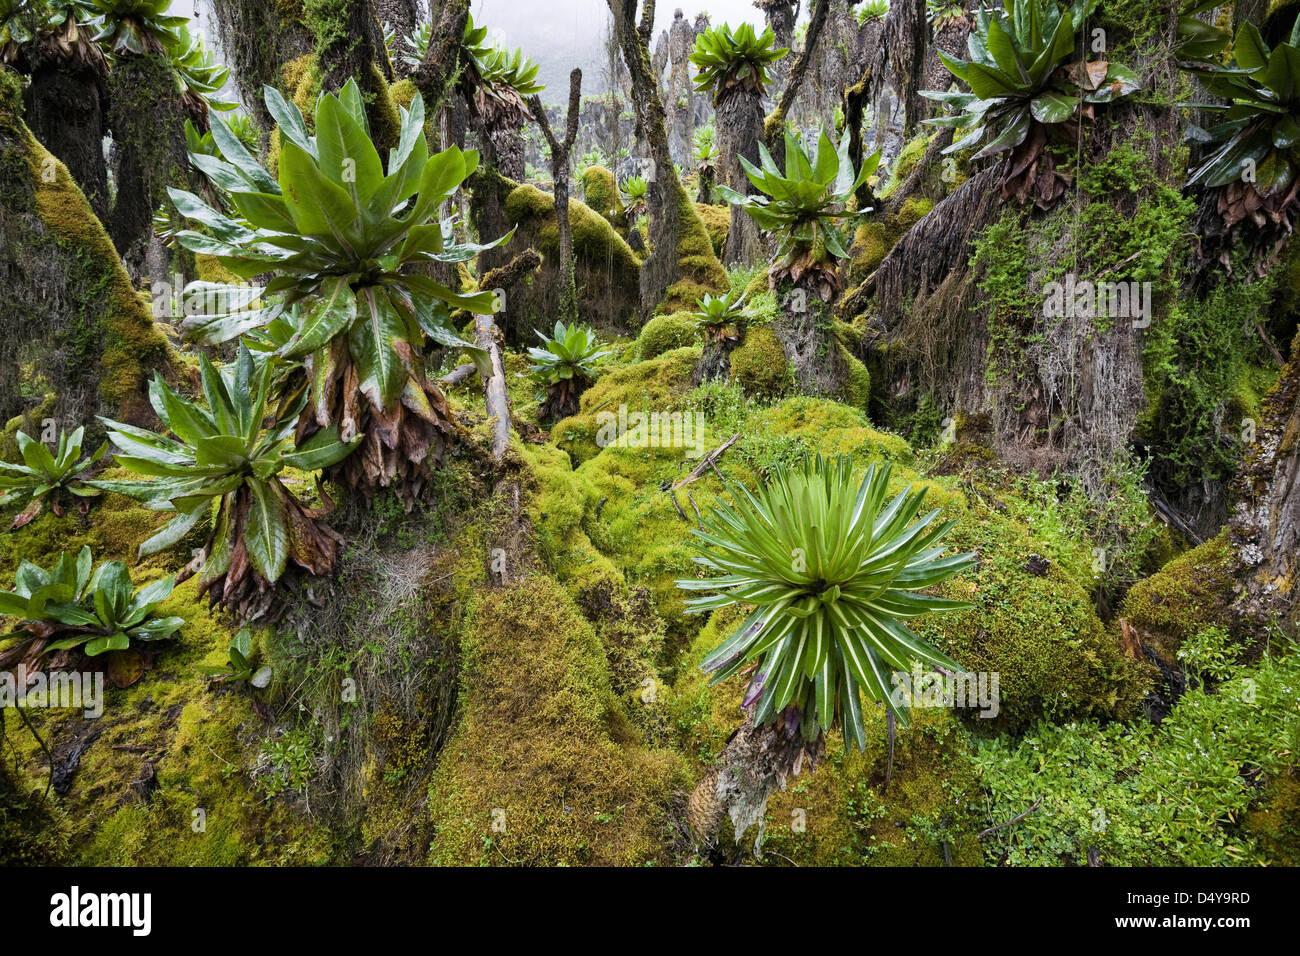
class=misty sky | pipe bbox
[474,0,777,95]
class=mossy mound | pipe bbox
[1120,530,1238,662]
[551,346,702,465]
[425,576,689,865]
[637,312,699,360]
[694,202,730,258]
[660,180,728,313]
[729,326,792,399]
[915,494,1153,730]
[580,165,622,222]
[504,183,643,336]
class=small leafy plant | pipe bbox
[719,130,878,300]
[0,427,106,530]
[87,0,185,56]
[922,0,1140,207]
[92,346,359,619]
[528,321,611,422]
[691,289,751,344]
[199,627,272,687]
[620,173,649,219]
[678,455,974,748]
[169,23,237,124]
[0,547,183,666]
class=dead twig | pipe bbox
[977,797,1043,840]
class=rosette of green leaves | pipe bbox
[0,427,106,529]
[0,547,183,658]
[718,130,877,297]
[690,22,789,102]
[87,0,186,56]
[528,321,611,386]
[922,0,1140,162]
[678,455,975,746]
[165,80,505,422]
[170,23,237,118]
[91,345,359,592]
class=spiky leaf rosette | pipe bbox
[922,0,1140,208]
[719,131,878,301]
[678,455,975,748]
[528,321,611,421]
[169,23,236,126]
[691,289,750,344]
[166,80,507,502]
[0,546,183,669]
[91,346,359,621]
[0,426,106,529]
[1181,14,1300,247]
[87,0,185,56]
[690,22,789,103]
[620,173,649,218]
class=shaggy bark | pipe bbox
[374,0,422,76]
[1232,331,1300,635]
[774,282,849,398]
[686,711,823,857]
[717,87,765,266]
[529,70,584,325]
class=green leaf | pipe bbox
[244,479,289,584]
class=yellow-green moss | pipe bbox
[580,165,622,222]
[694,202,730,258]
[637,311,699,359]
[20,130,175,422]
[841,346,872,412]
[729,326,791,399]
[425,576,689,865]
[506,183,642,275]
[1120,530,1237,660]
[551,346,702,465]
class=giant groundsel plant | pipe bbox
[678,455,974,747]
[923,0,1140,207]
[1181,13,1300,237]
[92,347,358,619]
[166,79,507,499]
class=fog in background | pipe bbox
[474,0,778,97]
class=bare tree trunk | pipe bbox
[529,70,584,325]
[607,0,687,312]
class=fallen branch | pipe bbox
[977,797,1043,840]
[439,363,477,387]
[474,314,512,462]
[661,433,740,522]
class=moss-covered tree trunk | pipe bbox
[211,0,315,141]
[0,69,174,431]
[23,59,108,221]
[374,0,421,77]
[106,54,188,274]
[305,0,401,154]
[717,87,765,266]
[1233,329,1300,635]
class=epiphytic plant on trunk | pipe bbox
[719,130,877,302]
[91,346,359,621]
[922,0,1140,208]
[166,81,508,502]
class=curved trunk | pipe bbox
[717,87,765,266]
[23,62,107,221]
